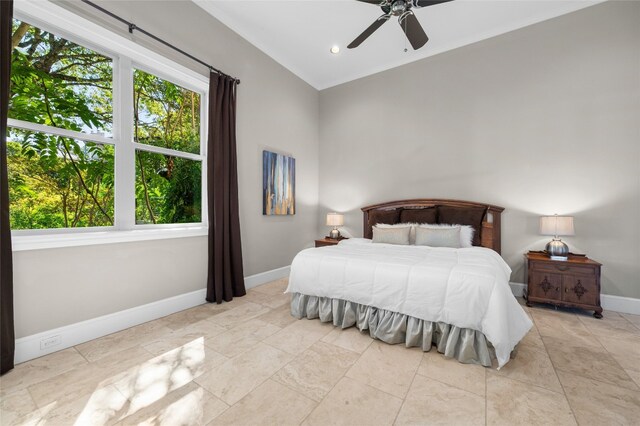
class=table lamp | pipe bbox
[539,215,574,261]
[326,213,344,240]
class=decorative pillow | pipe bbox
[375,222,418,244]
[367,209,401,238]
[437,206,485,246]
[418,224,474,248]
[368,209,401,228]
[372,226,411,245]
[400,207,437,225]
[415,226,461,248]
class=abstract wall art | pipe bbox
[262,150,295,215]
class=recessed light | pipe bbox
[330,46,340,54]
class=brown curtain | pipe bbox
[0,0,15,375]
[206,73,245,303]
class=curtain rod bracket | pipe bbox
[128,23,136,34]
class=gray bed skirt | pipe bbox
[290,292,496,367]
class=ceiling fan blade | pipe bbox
[355,0,385,5]
[399,11,428,49]
[411,0,454,8]
[347,14,391,49]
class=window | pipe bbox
[8,18,114,230]
[8,13,207,239]
[133,69,203,225]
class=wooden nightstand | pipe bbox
[525,252,603,318]
[315,237,346,248]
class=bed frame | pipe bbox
[361,199,505,254]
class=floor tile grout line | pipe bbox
[576,312,640,339]
[485,363,488,426]
[487,370,567,397]
[537,324,580,425]
[297,337,370,425]
[555,314,640,386]
[490,317,568,397]
[552,364,640,392]
[529,308,610,352]
[414,364,487,398]
[620,314,640,331]
[391,357,422,426]
[292,363,347,424]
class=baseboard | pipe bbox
[14,265,291,364]
[244,265,290,290]
[509,282,640,315]
[509,282,526,298]
[600,294,640,316]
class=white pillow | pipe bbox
[375,222,419,244]
[372,226,411,245]
[376,223,474,247]
[416,224,474,248]
[415,226,461,248]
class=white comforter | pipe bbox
[286,238,532,368]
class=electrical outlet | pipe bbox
[40,335,61,350]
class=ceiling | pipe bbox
[194,0,603,90]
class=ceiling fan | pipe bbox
[348,0,454,50]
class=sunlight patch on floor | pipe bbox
[137,387,207,425]
[115,337,207,417]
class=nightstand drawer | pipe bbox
[529,272,562,301]
[534,262,593,275]
[562,275,598,306]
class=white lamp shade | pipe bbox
[540,216,575,236]
[326,213,344,227]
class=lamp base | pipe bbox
[546,238,569,261]
[329,228,341,240]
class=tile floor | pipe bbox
[1,278,640,425]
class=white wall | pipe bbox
[13,0,320,338]
[318,1,640,299]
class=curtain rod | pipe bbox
[80,0,240,84]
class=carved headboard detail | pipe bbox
[361,199,505,254]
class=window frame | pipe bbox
[10,0,210,250]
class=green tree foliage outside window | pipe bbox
[8,19,203,230]
[133,69,202,224]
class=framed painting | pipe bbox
[262,150,295,215]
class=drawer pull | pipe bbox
[556,287,559,292]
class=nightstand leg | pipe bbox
[594,308,603,319]
[526,301,533,307]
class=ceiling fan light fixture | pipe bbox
[330,45,340,54]
[391,0,407,16]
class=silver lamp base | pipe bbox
[329,228,341,240]
[546,238,569,261]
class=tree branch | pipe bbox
[12,22,29,50]
[134,89,157,224]
[39,76,113,224]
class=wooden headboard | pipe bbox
[361,199,505,254]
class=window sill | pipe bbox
[11,227,208,251]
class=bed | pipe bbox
[286,199,532,368]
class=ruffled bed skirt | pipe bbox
[290,292,496,367]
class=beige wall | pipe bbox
[13,0,320,338]
[318,1,640,298]
[14,0,640,338]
